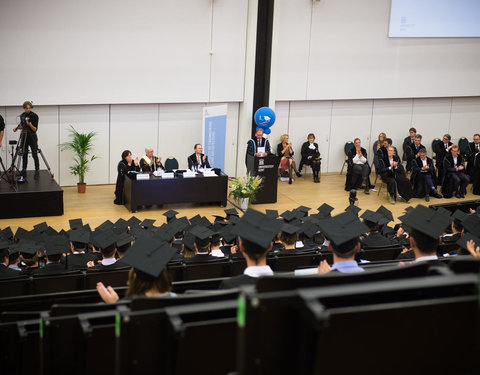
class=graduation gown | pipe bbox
[345,147,373,191]
[410,156,437,198]
[245,137,271,168]
[378,154,413,201]
[299,142,321,170]
[473,153,480,195]
[0,264,21,279]
[406,142,425,171]
[114,160,140,204]
[32,262,68,276]
[442,154,469,197]
[402,135,414,161]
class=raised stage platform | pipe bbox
[0,170,64,219]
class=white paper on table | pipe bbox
[257,147,265,154]
[162,172,175,179]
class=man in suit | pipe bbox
[345,138,371,194]
[435,133,453,185]
[406,134,425,172]
[467,133,480,177]
[378,146,413,204]
[411,148,442,202]
[187,144,211,170]
[88,233,127,270]
[443,145,470,198]
[246,128,271,172]
[402,127,416,162]
[0,242,20,279]
[219,209,282,289]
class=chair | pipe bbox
[164,157,179,170]
[85,268,130,289]
[458,137,469,156]
[340,141,354,175]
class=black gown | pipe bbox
[472,153,480,195]
[410,157,437,198]
[345,147,373,191]
[139,156,164,172]
[299,142,321,172]
[114,159,140,204]
[378,154,413,201]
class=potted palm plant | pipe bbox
[60,126,98,193]
[229,175,263,209]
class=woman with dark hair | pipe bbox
[299,133,321,183]
[114,150,140,205]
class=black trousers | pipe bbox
[22,133,40,171]
[449,172,470,194]
[382,174,413,201]
[417,173,435,195]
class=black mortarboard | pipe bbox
[400,205,451,240]
[220,225,237,243]
[292,210,306,220]
[360,210,390,226]
[189,214,202,226]
[162,209,178,221]
[295,205,311,214]
[224,208,239,218]
[376,205,393,222]
[228,215,240,224]
[452,209,468,223]
[404,206,415,214]
[189,226,214,247]
[211,232,222,243]
[92,232,118,250]
[114,218,128,230]
[265,209,279,219]
[317,212,369,247]
[213,215,227,223]
[344,205,361,217]
[33,222,48,233]
[96,220,114,232]
[280,210,296,222]
[199,217,211,227]
[298,222,319,238]
[172,217,190,233]
[127,216,141,227]
[456,233,480,251]
[3,227,13,239]
[130,226,154,240]
[183,232,196,251]
[44,236,69,256]
[463,214,480,236]
[0,241,9,250]
[232,208,282,249]
[18,240,43,256]
[281,223,300,235]
[15,227,30,240]
[141,219,156,229]
[121,239,176,278]
[317,203,334,216]
[69,229,90,244]
[69,219,83,230]
[436,206,452,219]
[45,227,58,236]
[116,232,133,248]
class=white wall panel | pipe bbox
[268,101,290,153]
[109,104,159,184]
[450,97,480,141]
[59,105,110,186]
[34,106,59,180]
[223,102,240,177]
[210,0,248,102]
[4,106,24,168]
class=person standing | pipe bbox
[0,114,5,149]
[246,128,271,172]
[13,101,40,178]
[467,133,480,177]
[114,150,140,205]
[188,143,211,170]
[435,133,453,185]
[402,127,416,162]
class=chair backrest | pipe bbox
[183,259,230,281]
[344,141,354,156]
[32,272,84,295]
[164,157,179,170]
[431,138,441,156]
[458,137,469,154]
[85,268,130,289]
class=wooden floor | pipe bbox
[0,171,476,232]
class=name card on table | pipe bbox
[183,170,196,178]
[162,172,175,179]
[136,173,150,181]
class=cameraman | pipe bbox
[0,114,4,148]
[13,101,39,176]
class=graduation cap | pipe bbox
[436,207,452,219]
[114,218,129,230]
[463,214,480,236]
[281,223,300,235]
[15,227,30,239]
[292,210,307,220]
[317,203,334,217]
[344,205,361,217]
[199,216,212,227]
[33,222,48,233]
[162,209,178,222]
[232,208,283,249]
[92,232,118,250]
[376,205,393,222]
[96,220,114,232]
[360,210,390,226]
[18,240,43,257]
[213,215,227,223]
[228,215,240,224]
[211,232,222,243]
[294,206,311,216]
[127,216,141,227]
[220,225,237,243]
[183,232,196,251]
[130,226,154,240]
[265,209,279,219]
[116,232,133,248]
[189,226,214,247]
[404,206,415,214]
[317,212,369,248]
[456,233,480,252]
[399,205,451,240]
[44,236,70,256]
[189,214,202,227]
[452,209,468,224]
[298,222,319,239]
[121,238,177,278]
[280,210,296,222]
[45,227,58,236]
[141,219,156,229]
[69,229,91,245]
[224,208,239,219]
[69,219,83,230]
[3,227,13,239]
[0,241,9,257]
[171,217,190,234]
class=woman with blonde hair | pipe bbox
[277,134,301,184]
[373,132,386,172]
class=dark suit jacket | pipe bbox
[33,262,68,276]
[407,142,425,163]
[444,154,466,174]
[402,136,414,161]
[187,153,211,170]
[66,252,101,270]
[219,274,257,289]
[435,141,453,167]
[0,263,21,279]
[89,259,128,271]
[378,154,405,179]
[185,253,219,263]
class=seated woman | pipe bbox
[277,134,301,184]
[345,138,372,194]
[299,133,321,183]
[114,150,140,205]
[139,147,164,172]
[372,132,386,173]
[378,146,413,204]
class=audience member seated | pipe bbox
[139,147,163,172]
[33,239,68,276]
[181,232,197,259]
[372,132,386,173]
[359,210,392,247]
[410,148,442,202]
[378,146,413,204]
[376,138,397,169]
[406,134,425,172]
[442,145,470,198]
[317,211,369,274]
[114,150,140,205]
[8,250,21,271]
[219,209,282,289]
[470,139,480,195]
[299,133,321,183]
[467,133,480,177]
[277,134,301,184]
[185,226,219,262]
[345,138,372,194]
[187,143,210,170]
[402,127,416,163]
[96,241,176,303]
[278,224,298,251]
[0,242,20,278]
[67,229,99,270]
[435,133,453,185]
[19,245,41,276]
[88,233,127,270]
[210,233,225,257]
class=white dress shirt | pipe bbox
[353,154,367,165]
[243,265,274,278]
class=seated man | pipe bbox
[378,146,413,204]
[411,148,442,202]
[185,226,219,262]
[219,208,282,289]
[0,242,20,279]
[402,127,416,163]
[376,138,395,165]
[345,138,372,194]
[33,239,68,276]
[467,133,480,177]
[406,134,425,172]
[443,145,470,198]
[139,147,163,172]
[88,233,127,270]
[317,211,370,274]
[187,143,211,170]
[360,210,392,248]
[67,229,99,270]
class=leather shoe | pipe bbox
[314,176,320,183]
[288,177,292,184]
[296,172,302,178]
[364,187,370,195]
[431,189,442,199]
[455,192,462,199]
[425,195,430,202]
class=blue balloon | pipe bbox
[254,107,276,129]
[264,128,271,135]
